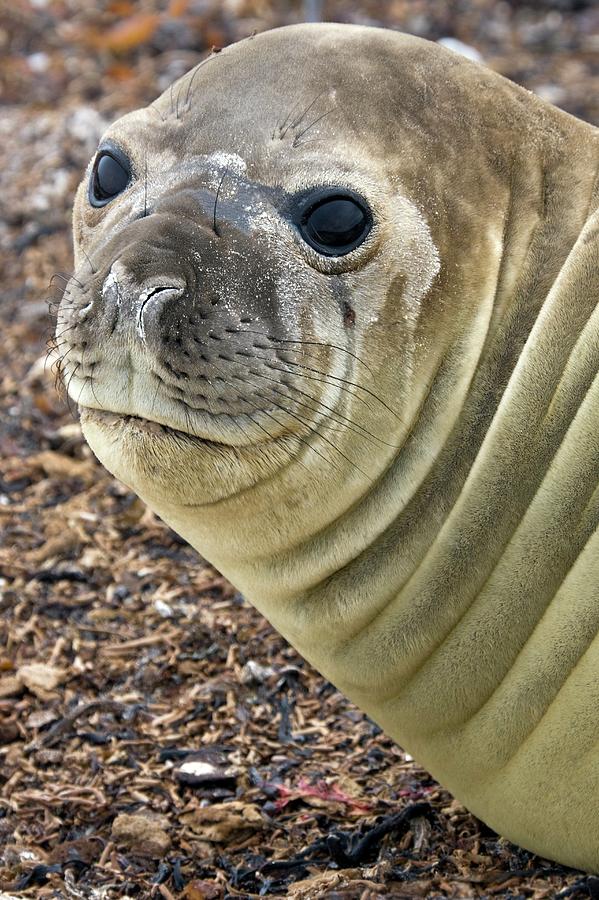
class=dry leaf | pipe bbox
[96,14,161,52]
[29,451,94,481]
[182,881,222,900]
[111,813,171,857]
[0,677,23,699]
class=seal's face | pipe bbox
[60,27,453,511]
[60,21,519,528]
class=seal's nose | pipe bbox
[135,281,185,343]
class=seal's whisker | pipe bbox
[222,401,314,478]
[288,137,322,149]
[246,366,401,449]
[253,389,373,482]
[260,384,373,443]
[148,102,166,123]
[53,348,77,389]
[249,352,377,415]
[80,248,97,275]
[47,282,72,302]
[46,337,70,358]
[213,168,228,236]
[48,301,77,313]
[49,272,72,284]
[54,317,78,331]
[149,374,163,417]
[87,375,102,409]
[143,154,149,219]
[47,307,78,323]
[76,371,90,408]
[53,324,79,341]
[51,272,82,289]
[182,398,193,433]
[233,369,349,438]
[183,54,217,110]
[292,106,337,147]
[252,395,345,475]
[272,357,404,424]
[180,359,333,476]
[63,362,82,417]
[45,341,63,370]
[49,343,75,371]
[277,96,305,138]
[248,347,405,424]
[54,340,77,370]
[238,328,374,377]
[284,89,328,137]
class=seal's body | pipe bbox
[58,24,599,871]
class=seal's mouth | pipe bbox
[78,406,226,448]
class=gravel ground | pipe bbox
[1,1,599,897]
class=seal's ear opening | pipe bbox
[89,146,132,208]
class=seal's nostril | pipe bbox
[145,284,185,301]
[136,282,185,342]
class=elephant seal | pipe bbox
[56,23,599,872]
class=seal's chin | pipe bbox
[78,405,303,507]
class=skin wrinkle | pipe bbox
[57,24,599,873]
[355,202,599,704]
[457,520,599,748]
[489,547,599,776]
[380,397,599,732]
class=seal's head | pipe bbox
[58,22,588,590]
[60,26,494,508]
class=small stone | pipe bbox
[175,758,239,788]
[27,52,50,73]
[0,718,19,744]
[17,663,66,696]
[179,802,263,842]
[48,837,102,865]
[26,709,59,729]
[437,36,484,63]
[111,813,171,857]
[240,660,276,684]
[173,748,240,788]
[35,749,64,766]
[535,83,567,105]
[154,598,173,617]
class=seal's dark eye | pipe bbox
[299,194,371,256]
[89,150,131,207]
